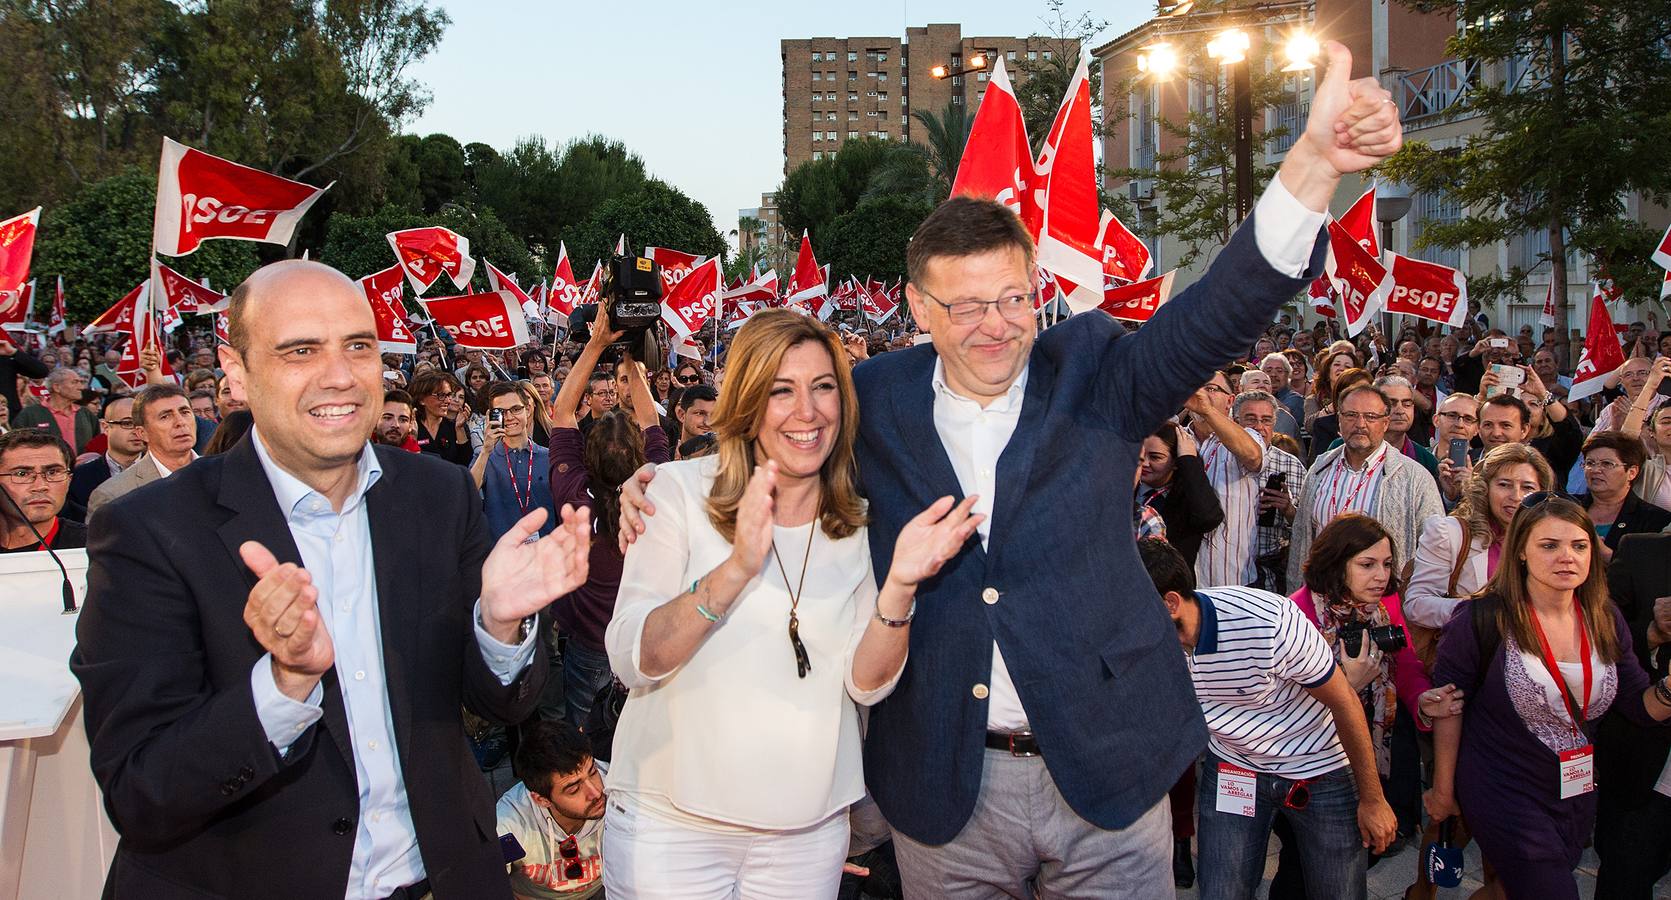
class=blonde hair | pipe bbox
[705,309,866,542]
[1453,443,1554,540]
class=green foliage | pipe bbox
[414,134,468,214]
[1013,0,1109,147]
[30,169,258,322]
[778,138,936,250]
[1381,0,1671,326]
[563,180,725,275]
[909,103,971,200]
[1107,36,1292,269]
[319,202,535,293]
[822,195,934,284]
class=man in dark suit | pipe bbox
[616,42,1405,898]
[63,395,146,523]
[72,261,592,899]
[1596,532,1671,898]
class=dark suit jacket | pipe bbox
[854,211,1324,842]
[64,454,116,523]
[72,437,545,898]
[1583,491,1671,555]
[1599,533,1671,804]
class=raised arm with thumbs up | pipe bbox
[1278,41,1404,212]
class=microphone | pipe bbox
[1,487,77,614]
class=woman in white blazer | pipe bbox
[602,310,982,900]
[1403,444,1554,639]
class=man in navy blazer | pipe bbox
[617,43,1404,897]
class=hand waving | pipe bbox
[727,461,778,576]
[240,541,334,699]
[886,495,984,588]
[480,504,592,640]
[1300,41,1402,176]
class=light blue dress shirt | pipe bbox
[246,430,538,899]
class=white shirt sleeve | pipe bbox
[1253,176,1330,278]
[606,467,693,690]
[845,537,906,706]
[472,599,540,685]
[249,653,324,755]
[1403,515,1465,630]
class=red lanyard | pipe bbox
[1529,601,1593,738]
[1318,445,1385,523]
[29,517,60,550]
[502,445,534,513]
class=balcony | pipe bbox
[1270,97,1309,153]
[1391,58,1481,126]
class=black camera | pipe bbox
[603,255,663,363]
[1339,620,1408,657]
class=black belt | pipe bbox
[381,879,430,900]
[986,730,1041,757]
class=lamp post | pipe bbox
[1376,180,1412,335]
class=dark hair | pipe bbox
[382,388,414,410]
[99,394,133,420]
[1481,393,1531,428]
[905,196,1035,286]
[1137,537,1195,597]
[587,371,613,390]
[408,370,463,412]
[133,383,189,426]
[678,432,717,459]
[678,384,717,412]
[1301,513,1400,601]
[1583,429,1647,470]
[204,409,254,455]
[485,380,525,404]
[187,388,215,405]
[1477,495,1620,663]
[0,428,73,469]
[512,720,593,799]
[585,410,647,551]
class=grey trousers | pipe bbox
[891,748,1175,900]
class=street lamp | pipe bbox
[930,64,949,79]
[1136,42,1179,78]
[1204,29,1257,222]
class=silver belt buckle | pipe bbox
[1007,730,1039,757]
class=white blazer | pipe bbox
[1403,514,1493,630]
[604,457,900,831]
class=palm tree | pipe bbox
[911,101,974,199]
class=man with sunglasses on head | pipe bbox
[497,720,606,899]
[0,429,86,551]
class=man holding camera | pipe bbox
[1138,539,1399,898]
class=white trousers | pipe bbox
[601,797,850,900]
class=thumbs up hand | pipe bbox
[1300,41,1403,176]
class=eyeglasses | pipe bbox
[590,389,618,398]
[1520,490,1576,510]
[1201,384,1231,396]
[917,286,1037,325]
[104,419,139,430]
[1582,459,1625,472]
[1437,412,1478,425]
[557,835,583,881]
[3,466,70,485]
[432,390,457,400]
[676,374,701,385]
[1282,778,1312,811]
[1338,411,1389,424]
[494,404,528,416]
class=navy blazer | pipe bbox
[854,211,1325,842]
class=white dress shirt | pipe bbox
[247,430,538,899]
[925,176,1326,731]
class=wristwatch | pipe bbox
[875,600,916,628]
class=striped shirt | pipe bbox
[1189,587,1346,778]
[1256,445,1307,559]
[1308,440,1390,538]
[1195,428,1265,588]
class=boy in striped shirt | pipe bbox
[1137,539,1395,899]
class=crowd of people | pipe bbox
[3,42,1667,900]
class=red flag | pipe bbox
[0,276,32,331]
[580,261,603,307]
[1383,253,1467,327]
[85,282,147,335]
[614,234,628,256]
[1308,274,1338,318]
[1661,270,1671,302]
[860,281,899,325]
[661,257,724,339]
[645,247,705,294]
[418,290,530,350]
[1539,281,1558,328]
[49,275,66,335]
[387,226,476,294]
[1654,221,1671,270]
[950,57,1039,233]
[152,138,329,257]
[1337,184,1379,257]
[151,258,228,314]
[358,264,416,353]
[1031,52,1103,312]
[1324,220,1389,337]
[1569,288,1627,402]
[1096,209,1153,285]
[721,267,778,305]
[0,207,42,300]
[547,242,582,326]
[1098,270,1177,323]
[214,311,230,346]
[786,232,827,305]
[483,259,535,320]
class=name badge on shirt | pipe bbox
[1559,745,1595,799]
[1216,762,1258,817]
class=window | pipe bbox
[879,73,887,82]
[848,71,857,81]
[853,110,862,119]
[1043,50,1052,60]
[878,131,889,140]
[978,72,988,82]
[878,92,888,102]
[1412,191,1463,268]
[1028,50,1038,60]
[1007,50,1016,61]
[877,52,888,63]
[952,53,962,71]
[848,130,858,139]
[901,96,907,107]
[827,112,838,121]
[812,72,821,81]
[952,75,963,87]
[813,132,822,142]
[867,90,878,97]
[901,75,907,86]
[826,130,837,140]
[848,92,858,102]
[848,51,857,62]
[813,151,824,160]
[811,51,820,62]
[953,95,964,105]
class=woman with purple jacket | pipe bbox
[1424,495,1671,899]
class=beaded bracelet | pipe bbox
[691,579,721,623]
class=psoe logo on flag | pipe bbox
[180,194,279,234]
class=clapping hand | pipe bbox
[726,461,779,577]
[480,505,592,643]
[240,541,334,700]
[885,496,984,589]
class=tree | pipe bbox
[908,103,971,200]
[320,202,535,292]
[1014,0,1109,148]
[822,195,934,284]
[551,136,650,239]
[1106,37,1292,269]
[777,138,931,248]
[30,169,258,322]
[563,180,725,275]
[1382,0,1671,329]
[414,133,468,214]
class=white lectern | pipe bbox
[0,549,117,900]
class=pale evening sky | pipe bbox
[406,1,1151,248]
